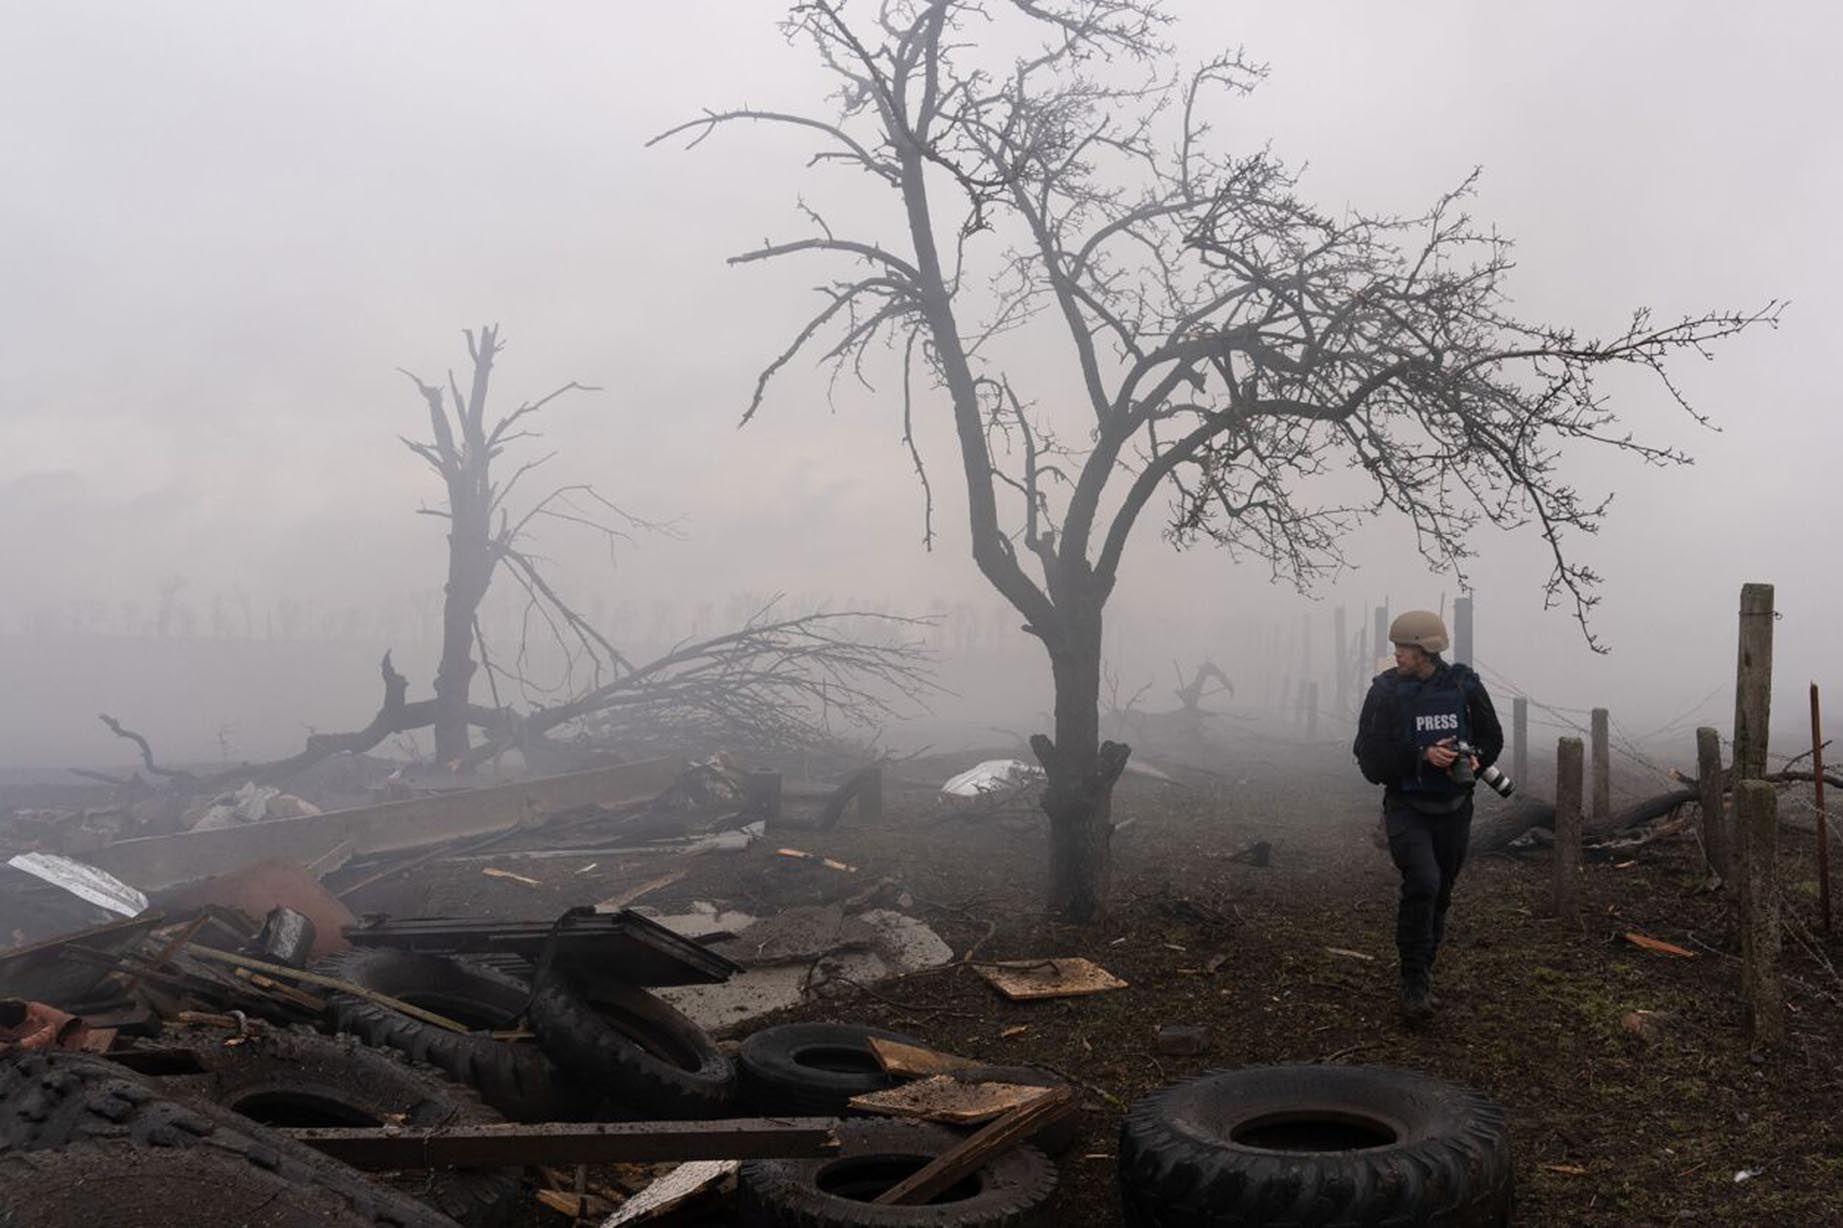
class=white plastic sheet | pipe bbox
[939,758,1044,799]
[5,852,148,918]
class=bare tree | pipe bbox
[93,327,933,794]
[398,325,639,764]
[658,0,1778,920]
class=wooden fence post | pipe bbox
[1810,684,1830,933]
[1736,780,1783,1044]
[1512,696,1529,790]
[1695,726,1729,882]
[1590,707,1611,826]
[1334,606,1349,714]
[1452,596,1473,666]
[1732,583,1775,783]
[1555,736,1584,923]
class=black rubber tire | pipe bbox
[528,965,735,1119]
[1118,1064,1513,1227]
[0,1051,452,1227]
[0,1144,399,1228]
[153,1025,520,1227]
[315,946,580,1122]
[737,1023,921,1115]
[739,1118,1057,1227]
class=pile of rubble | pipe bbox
[0,754,1080,1225]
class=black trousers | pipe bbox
[1384,794,1474,983]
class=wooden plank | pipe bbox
[283,1118,839,1169]
[87,757,683,891]
[849,1077,1051,1125]
[185,945,468,1032]
[873,1087,1073,1205]
[972,957,1126,1000]
[867,1036,976,1078]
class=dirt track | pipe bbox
[358,740,1843,1226]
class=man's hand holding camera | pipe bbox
[1423,736,1476,772]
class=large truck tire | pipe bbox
[1118,1064,1512,1227]
[0,1051,452,1227]
[154,1025,519,1226]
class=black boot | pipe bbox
[1400,973,1435,1025]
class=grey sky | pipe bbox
[1,3,1837,765]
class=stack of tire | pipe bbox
[1117,1065,1514,1227]
[732,1021,1064,1226]
[312,947,737,1122]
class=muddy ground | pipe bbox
[351,735,1843,1227]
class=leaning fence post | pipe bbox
[1511,696,1528,790]
[1590,707,1611,827]
[1554,737,1584,923]
[1695,726,1729,882]
[1736,780,1784,1044]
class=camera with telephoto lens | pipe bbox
[1447,739,1515,798]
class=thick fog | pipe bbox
[2,2,1837,772]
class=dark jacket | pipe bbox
[1353,660,1503,804]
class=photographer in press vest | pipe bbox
[1352,609,1504,1024]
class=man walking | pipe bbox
[1353,610,1504,1023]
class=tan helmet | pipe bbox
[1389,609,1449,655]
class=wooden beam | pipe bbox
[86,757,683,891]
[873,1087,1071,1206]
[282,1118,839,1169]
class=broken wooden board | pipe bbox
[849,1076,1052,1125]
[867,1036,978,1078]
[87,757,683,892]
[1622,932,1697,958]
[874,1086,1073,1206]
[600,1160,739,1225]
[972,957,1126,1000]
[774,848,857,873]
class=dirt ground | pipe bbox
[352,738,1843,1226]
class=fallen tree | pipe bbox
[1475,765,1843,853]
[86,327,933,807]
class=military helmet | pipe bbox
[1389,609,1449,655]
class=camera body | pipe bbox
[1447,739,1515,798]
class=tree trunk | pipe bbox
[433,489,492,766]
[1031,602,1129,922]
